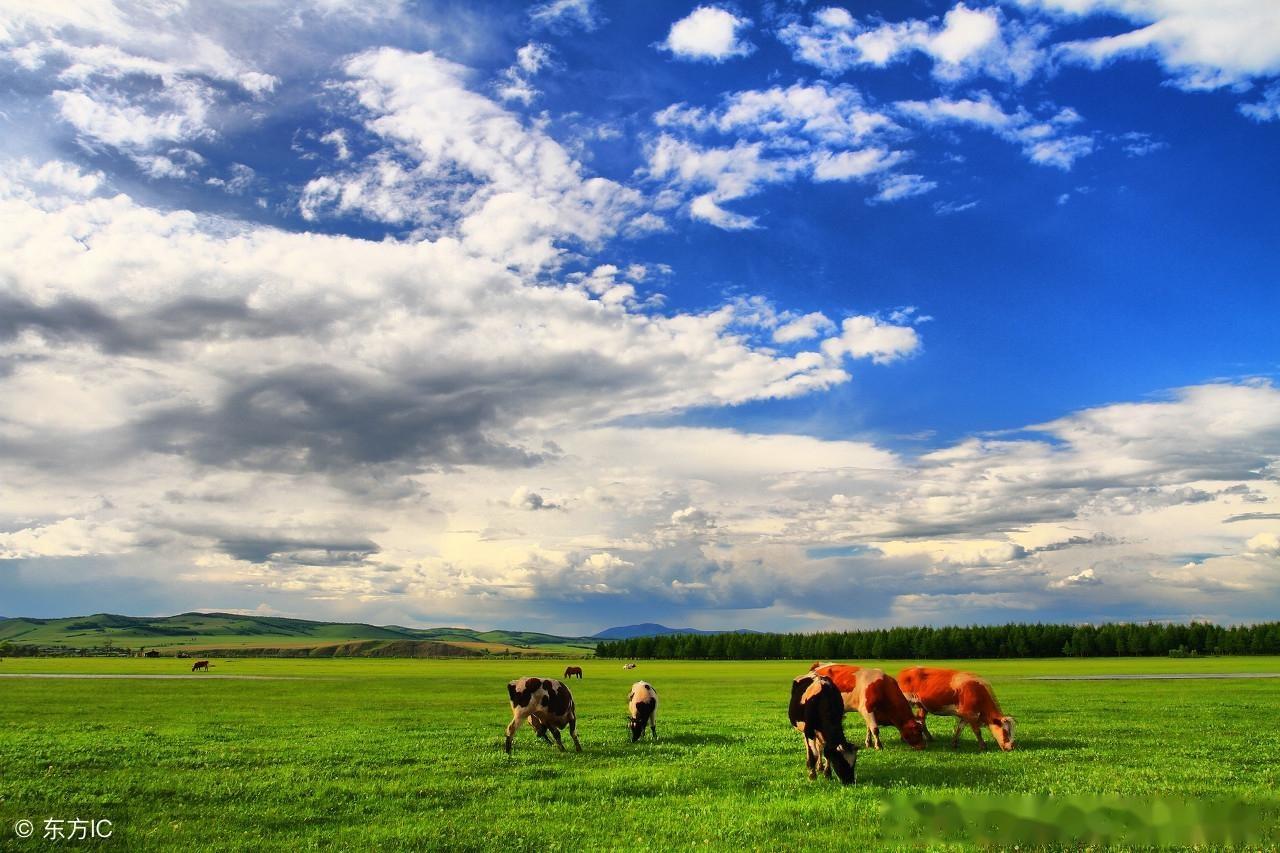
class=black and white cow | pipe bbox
[788,673,858,785]
[627,681,658,742]
[504,677,581,754]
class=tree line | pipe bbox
[593,622,1280,660]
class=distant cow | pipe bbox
[623,663,636,670]
[144,650,160,658]
[897,666,1015,751]
[627,681,658,742]
[788,673,858,784]
[504,677,581,754]
[564,665,583,679]
[811,663,925,750]
[191,660,210,672]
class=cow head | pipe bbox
[900,717,927,750]
[831,742,858,785]
[627,715,644,742]
[993,715,1016,751]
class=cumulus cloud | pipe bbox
[301,48,647,269]
[778,3,1046,84]
[1022,0,1280,90]
[496,42,553,105]
[1049,566,1101,588]
[648,82,916,225]
[659,7,754,62]
[897,93,1094,169]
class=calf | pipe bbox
[788,673,858,784]
[896,666,1015,751]
[811,663,925,750]
[627,681,659,742]
[504,677,581,754]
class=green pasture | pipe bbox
[1,656,1278,850]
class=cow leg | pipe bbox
[858,708,881,750]
[971,721,986,751]
[549,726,566,751]
[917,709,935,742]
[952,719,964,750]
[649,715,657,741]
[567,716,582,752]
[504,707,531,754]
[805,736,819,780]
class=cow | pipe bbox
[896,666,1016,751]
[788,673,858,784]
[811,663,926,750]
[626,681,658,742]
[623,663,637,670]
[563,665,584,679]
[191,660,210,672]
[504,677,581,754]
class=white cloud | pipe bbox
[648,82,909,225]
[870,173,937,203]
[1049,566,1101,589]
[774,312,835,344]
[301,49,647,269]
[1245,532,1280,558]
[778,3,1046,84]
[897,94,1094,169]
[1023,0,1280,90]
[1241,83,1280,122]
[820,315,921,364]
[529,0,602,32]
[496,42,553,105]
[660,6,754,62]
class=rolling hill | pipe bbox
[592,623,758,639]
[0,612,597,656]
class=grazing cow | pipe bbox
[191,660,210,672]
[623,663,637,670]
[811,664,926,750]
[788,673,858,784]
[896,666,1015,751]
[563,665,584,679]
[627,681,659,742]
[504,677,581,754]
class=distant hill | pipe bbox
[0,612,597,657]
[593,623,758,639]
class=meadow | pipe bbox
[1,656,1278,850]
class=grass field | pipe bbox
[2,656,1278,850]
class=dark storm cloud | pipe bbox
[137,366,547,473]
[216,535,380,566]
[1223,512,1280,523]
[0,294,332,354]
[1032,533,1122,552]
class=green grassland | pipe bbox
[1,656,1278,850]
[0,613,597,657]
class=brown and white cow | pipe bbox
[504,677,581,754]
[789,673,858,784]
[896,666,1015,751]
[627,681,658,742]
[810,663,926,750]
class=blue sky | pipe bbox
[1,0,1278,634]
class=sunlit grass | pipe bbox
[1,657,1277,849]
